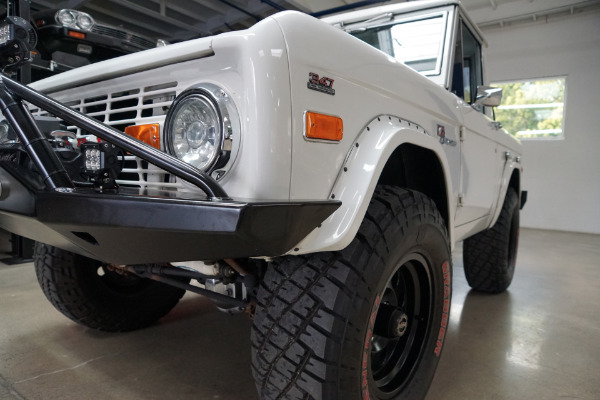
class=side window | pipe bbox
[350,12,448,76]
[451,20,483,105]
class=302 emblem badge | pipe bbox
[308,72,335,95]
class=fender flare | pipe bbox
[488,156,522,229]
[289,114,456,255]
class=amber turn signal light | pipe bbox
[68,30,86,39]
[125,124,161,149]
[305,112,343,141]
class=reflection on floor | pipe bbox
[1,228,599,400]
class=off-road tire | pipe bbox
[251,186,452,400]
[463,187,519,293]
[34,243,186,332]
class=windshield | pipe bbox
[350,12,448,76]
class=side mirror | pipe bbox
[474,86,503,108]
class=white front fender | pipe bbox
[289,115,456,255]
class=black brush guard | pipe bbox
[0,74,340,264]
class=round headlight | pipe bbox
[164,84,241,181]
[165,93,223,172]
[76,13,94,31]
[56,10,76,27]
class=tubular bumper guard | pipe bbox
[0,75,340,264]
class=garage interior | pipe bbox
[1,0,599,399]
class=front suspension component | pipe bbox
[123,264,254,311]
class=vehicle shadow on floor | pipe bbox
[6,294,258,400]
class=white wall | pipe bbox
[482,11,600,234]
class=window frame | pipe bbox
[345,5,456,88]
[450,16,485,107]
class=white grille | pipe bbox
[30,81,182,191]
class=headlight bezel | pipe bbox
[163,84,241,180]
[76,13,94,31]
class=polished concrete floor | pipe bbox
[1,228,599,400]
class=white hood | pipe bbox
[30,36,215,93]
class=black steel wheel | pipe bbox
[369,254,434,398]
[34,242,187,332]
[251,186,451,400]
[463,187,520,293]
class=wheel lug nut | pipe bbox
[393,313,408,337]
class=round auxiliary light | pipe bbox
[0,121,10,144]
[76,13,94,31]
[165,92,223,173]
[56,9,76,27]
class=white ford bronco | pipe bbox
[0,1,525,399]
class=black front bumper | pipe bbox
[0,166,340,264]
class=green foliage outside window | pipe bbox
[493,78,566,139]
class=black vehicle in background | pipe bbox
[0,5,165,263]
[31,8,166,81]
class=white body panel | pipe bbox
[28,1,522,257]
